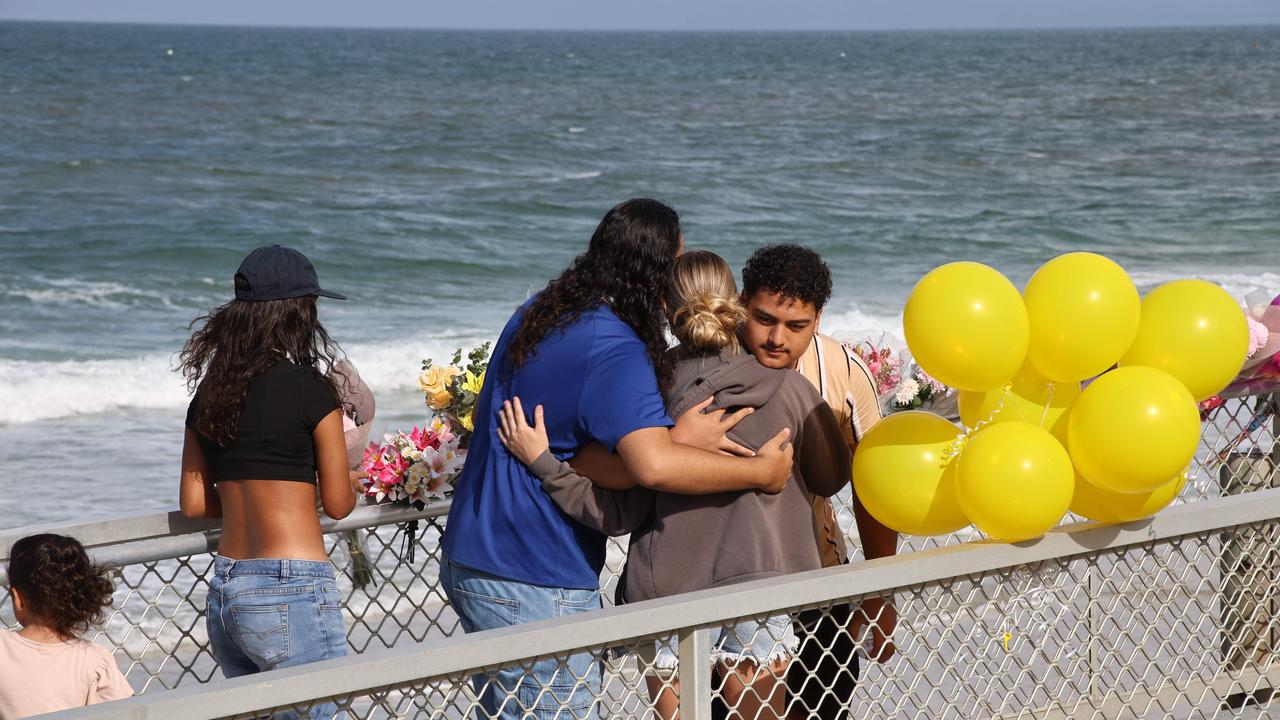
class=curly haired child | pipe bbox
[0,533,132,719]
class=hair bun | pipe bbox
[674,292,746,353]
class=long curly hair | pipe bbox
[666,251,748,355]
[7,534,116,639]
[178,295,343,447]
[507,198,682,388]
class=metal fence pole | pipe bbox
[678,627,712,719]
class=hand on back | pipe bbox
[671,397,756,457]
[752,427,793,494]
[497,397,549,465]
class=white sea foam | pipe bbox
[821,302,903,341]
[4,278,183,309]
[0,335,492,426]
[546,170,600,182]
[1128,269,1280,301]
[0,354,189,425]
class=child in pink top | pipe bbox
[0,534,132,719]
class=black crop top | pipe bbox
[185,359,341,484]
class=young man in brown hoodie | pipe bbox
[739,243,899,720]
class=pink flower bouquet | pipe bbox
[360,414,462,509]
[844,332,953,414]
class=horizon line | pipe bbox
[2,17,1279,34]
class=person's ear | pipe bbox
[10,587,24,614]
[814,309,823,333]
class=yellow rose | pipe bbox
[419,366,462,409]
[418,365,461,393]
[427,388,454,410]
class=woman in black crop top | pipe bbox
[177,245,359,694]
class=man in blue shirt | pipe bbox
[441,199,793,719]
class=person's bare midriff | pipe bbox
[214,479,330,562]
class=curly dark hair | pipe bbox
[7,534,116,639]
[178,295,343,447]
[741,243,833,311]
[507,198,682,388]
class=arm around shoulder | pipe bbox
[615,426,793,495]
[531,451,653,536]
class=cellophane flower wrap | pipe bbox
[844,332,952,413]
[360,414,462,510]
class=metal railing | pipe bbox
[1,390,1277,717]
[45,487,1280,719]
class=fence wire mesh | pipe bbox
[2,392,1278,718]
[214,515,1280,719]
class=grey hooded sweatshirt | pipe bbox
[527,348,852,603]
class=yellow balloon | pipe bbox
[852,411,967,536]
[955,422,1074,542]
[1071,470,1186,524]
[1024,253,1141,383]
[958,361,1080,442]
[1067,366,1200,494]
[1119,279,1249,401]
[904,262,1029,392]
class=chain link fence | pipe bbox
[51,484,1280,720]
[7,391,1280,718]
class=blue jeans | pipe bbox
[441,557,602,719]
[207,557,347,719]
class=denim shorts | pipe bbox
[207,557,347,719]
[639,614,798,676]
[441,557,602,719]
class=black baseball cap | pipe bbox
[234,245,346,302]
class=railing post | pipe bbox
[678,627,712,719]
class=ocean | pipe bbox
[1,21,1277,528]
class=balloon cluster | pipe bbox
[853,254,1248,542]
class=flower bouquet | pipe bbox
[360,414,463,510]
[843,332,954,415]
[419,342,491,445]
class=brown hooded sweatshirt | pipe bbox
[527,348,852,603]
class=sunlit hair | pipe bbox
[507,198,682,388]
[178,295,344,447]
[666,251,748,355]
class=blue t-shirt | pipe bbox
[441,303,673,590]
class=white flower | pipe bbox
[894,378,921,406]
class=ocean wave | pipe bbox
[821,303,904,341]
[3,278,184,310]
[0,354,189,425]
[1128,270,1280,300]
[546,170,601,182]
[0,335,492,426]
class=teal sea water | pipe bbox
[1,22,1277,527]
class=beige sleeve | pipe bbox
[842,346,883,444]
[90,647,133,704]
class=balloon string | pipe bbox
[1038,383,1056,429]
[942,382,1013,466]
